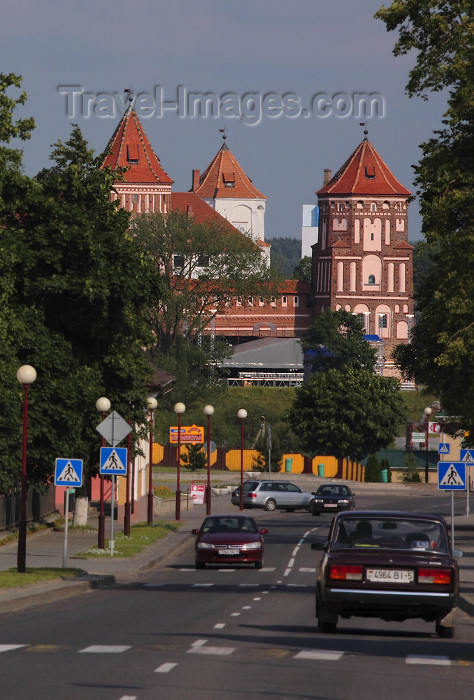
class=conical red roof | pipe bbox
[317,139,410,197]
[102,107,173,185]
[192,142,265,199]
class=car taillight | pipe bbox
[249,492,257,498]
[329,564,363,581]
[418,568,451,585]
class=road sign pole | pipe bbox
[110,475,115,556]
[451,491,455,550]
[63,489,70,568]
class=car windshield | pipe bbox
[332,517,449,553]
[201,517,258,534]
[318,486,347,496]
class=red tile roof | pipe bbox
[192,143,266,199]
[171,192,270,250]
[102,107,173,185]
[317,139,410,197]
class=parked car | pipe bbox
[312,510,461,637]
[192,514,268,569]
[309,484,355,515]
[231,480,315,512]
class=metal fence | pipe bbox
[0,488,56,532]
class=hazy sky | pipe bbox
[4,0,447,243]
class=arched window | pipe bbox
[368,274,376,284]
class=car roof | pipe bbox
[335,510,446,524]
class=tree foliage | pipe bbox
[292,255,312,282]
[377,1,474,440]
[301,309,377,371]
[289,368,405,461]
[0,98,162,493]
[134,210,280,354]
[269,237,301,278]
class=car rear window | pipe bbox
[243,481,260,491]
[332,518,449,553]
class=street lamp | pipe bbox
[96,396,111,550]
[16,365,36,573]
[174,402,186,520]
[424,406,432,483]
[237,409,247,511]
[203,405,214,515]
[147,397,158,524]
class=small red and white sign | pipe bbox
[191,482,206,504]
[429,422,441,434]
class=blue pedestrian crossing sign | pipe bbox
[460,449,474,464]
[100,447,127,475]
[438,442,450,455]
[55,458,83,487]
[438,461,466,490]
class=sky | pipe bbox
[3,0,448,245]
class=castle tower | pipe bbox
[103,106,173,215]
[190,139,267,249]
[310,137,414,372]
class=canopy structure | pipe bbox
[220,338,303,386]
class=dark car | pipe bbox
[192,514,268,569]
[313,510,461,637]
[309,484,355,515]
[231,480,314,512]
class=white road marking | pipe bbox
[0,644,28,652]
[79,645,131,653]
[214,623,226,629]
[288,558,295,568]
[295,650,344,661]
[406,655,452,665]
[192,583,214,587]
[299,567,317,573]
[242,606,251,609]
[188,639,235,656]
[292,546,300,557]
[119,696,137,700]
[283,568,292,577]
[231,612,241,617]
[253,597,261,601]
[155,663,177,673]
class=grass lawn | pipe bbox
[0,567,84,588]
[77,521,181,558]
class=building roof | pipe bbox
[191,142,266,200]
[102,107,173,185]
[317,139,410,197]
[221,337,303,370]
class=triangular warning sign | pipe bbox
[57,461,81,483]
[101,449,126,473]
[440,464,464,487]
[439,443,450,454]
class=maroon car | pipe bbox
[192,514,268,569]
[313,510,461,637]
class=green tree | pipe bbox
[134,210,280,355]
[401,452,422,483]
[376,1,474,441]
[289,368,405,461]
[292,256,312,282]
[302,309,377,372]
[0,123,162,494]
[269,237,301,277]
[181,443,207,471]
[365,454,381,483]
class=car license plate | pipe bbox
[325,503,337,507]
[219,548,240,555]
[366,569,414,583]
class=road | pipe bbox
[1,490,474,700]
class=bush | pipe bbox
[365,454,381,482]
[181,444,207,471]
[401,453,422,482]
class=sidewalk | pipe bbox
[1,483,474,619]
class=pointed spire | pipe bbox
[317,139,410,196]
[192,143,265,199]
[102,107,173,185]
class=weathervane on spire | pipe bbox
[219,126,227,142]
[124,88,134,104]
[360,122,369,140]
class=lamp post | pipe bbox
[147,397,158,524]
[124,421,132,537]
[203,405,214,515]
[424,406,432,483]
[16,365,36,573]
[96,396,111,550]
[237,409,247,511]
[174,402,186,520]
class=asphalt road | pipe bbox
[1,490,474,700]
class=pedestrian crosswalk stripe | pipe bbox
[78,645,131,653]
[295,650,344,661]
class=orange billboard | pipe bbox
[170,425,204,444]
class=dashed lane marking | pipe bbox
[155,663,177,673]
[0,644,28,653]
[295,650,344,661]
[406,655,452,666]
[79,645,131,654]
